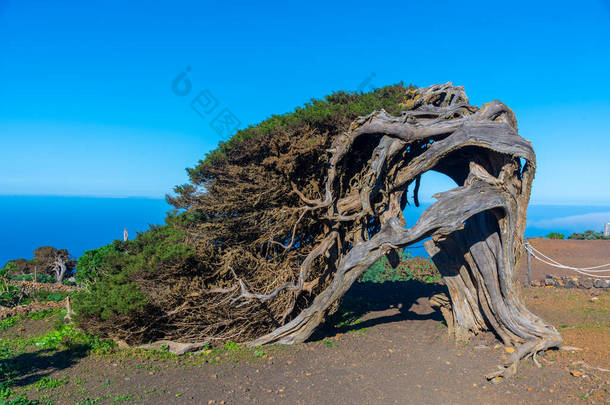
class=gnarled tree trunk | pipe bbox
[245,83,561,379]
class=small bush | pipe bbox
[0,317,20,331]
[30,290,68,302]
[9,274,56,284]
[360,250,440,283]
[546,232,565,240]
[224,341,240,352]
[73,225,196,340]
[0,263,23,308]
[76,244,122,285]
[568,230,610,240]
[34,376,67,391]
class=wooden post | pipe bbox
[526,244,532,286]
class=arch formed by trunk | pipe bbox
[240,83,561,379]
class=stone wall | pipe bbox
[529,275,610,289]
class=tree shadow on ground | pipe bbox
[5,344,90,387]
[309,279,448,341]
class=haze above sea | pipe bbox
[1,195,609,265]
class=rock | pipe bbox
[137,340,209,355]
[580,278,593,289]
[593,279,610,288]
[564,278,578,289]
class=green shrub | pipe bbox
[0,263,22,308]
[73,224,195,329]
[34,376,67,391]
[0,310,61,332]
[361,254,410,283]
[224,341,240,351]
[546,232,565,240]
[9,274,56,283]
[30,290,68,302]
[568,230,610,240]
[0,317,19,331]
[72,277,147,321]
[76,243,122,285]
[360,251,440,283]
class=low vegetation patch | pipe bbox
[360,250,440,283]
[567,229,610,240]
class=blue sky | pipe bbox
[1,1,609,204]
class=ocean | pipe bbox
[1,196,609,265]
[0,196,171,266]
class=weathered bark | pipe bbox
[53,256,67,284]
[245,83,561,379]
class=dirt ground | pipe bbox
[518,238,610,283]
[4,279,609,405]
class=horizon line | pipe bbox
[1,193,609,207]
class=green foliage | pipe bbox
[0,381,12,400]
[568,230,610,240]
[0,310,61,332]
[74,399,101,405]
[0,263,22,308]
[361,255,407,283]
[0,317,20,331]
[0,394,49,405]
[0,312,112,404]
[545,232,565,240]
[29,290,67,303]
[73,225,194,325]
[76,244,121,284]
[2,324,115,355]
[111,394,132,403]
[175,83,413,200]
[27,309,61,321]
[9,274,56,284]
[1,263,17,278]
[224,341,240,352]
[323,339,337,348]
[34,376,67,391]
[72,279,146,321]
[360,251,440,283]
[32,325,79,349]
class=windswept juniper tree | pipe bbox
[76,83,561,379]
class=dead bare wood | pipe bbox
[53,255,68,284]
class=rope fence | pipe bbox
[523,241,610,279]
